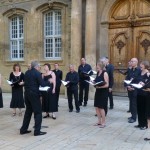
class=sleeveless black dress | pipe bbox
[9,72,25,108]
[42,74,58,112]
[94,71,109,109]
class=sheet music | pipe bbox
[7,80,13,85]
[89,76,95,82]
[85,80,104,86]
[131,84,143,89]
[124,80,132,84]
[61,80,69,86]
[92,70,97,74]
[39,86,50,91]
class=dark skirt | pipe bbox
[146,93,150,119]
[10,87,25,108]
[94,88,109,109]
[42,88,58,112]
[0,88,3,108]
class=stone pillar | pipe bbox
[85,0,97,67]
[71,0,82,68]
[85,0,97,99]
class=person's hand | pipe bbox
[143,88,150,92]
[127,86,134,91]
[19,80,24,85]
[52,88,55,94]
[109,88,112,92]
[139,82,145,86]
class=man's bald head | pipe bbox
[130,58,138,68]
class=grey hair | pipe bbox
[31,61,40,69]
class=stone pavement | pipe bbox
[0,93,150,150]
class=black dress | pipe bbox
[42,74,58,112]
[9,72,25,108]
[94,71,109,109]
[0,88,3,108]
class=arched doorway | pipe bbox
[108,0,150,94]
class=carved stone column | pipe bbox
[71,0,82,67]
[85,0,97,67]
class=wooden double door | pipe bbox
[109,0,150,94]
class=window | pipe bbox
[10,16,24,60]
[44,10,62,59]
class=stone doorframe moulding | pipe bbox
[99,0,119,57]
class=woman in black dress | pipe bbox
[42,63,57,119]
[94,61,109,128]
[135,61,149,130]
[0,74,3,108]
[9,63,25,116]
[143,73,150,141]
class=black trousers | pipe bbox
[127,90,131,111]
[128,90,137,120]
[55,86,60,105]
[79,83,89,104]
[108,91,114,107]
[20,90,42,134]
[137,95,147,127]
[67,89,80,111]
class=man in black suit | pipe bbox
[125,58,141,123]
[105,57,114,110]
[20,61,51,136]
[65,64,80,113]
[78,58,93,106]
[53,63,63,107]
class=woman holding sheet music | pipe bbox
[94,61,109,128]
[42,63,57,119]
[0,74,3,108]
[135,61,149,130]
[9,63,25,116]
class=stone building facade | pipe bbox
[0,0,150,94]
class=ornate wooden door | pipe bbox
[109,0,150,94]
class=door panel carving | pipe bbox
[109,0,150,94]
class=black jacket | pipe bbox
[106,64,114,88]
[24,68,51,94]
[78,63,93,82]
[65,71,79,91]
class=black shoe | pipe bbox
[83,103,87,107]
[69,109,73,112]
[140,127,147,130]
[144,138,150,141]
[43,114,49,118]
[76,110,80,113]
[134,125,141,128]
[20,130,31,135]
[34,131,47,136]
[127,110,131,113]
[109,106,113,109]
[128,117,132,120]
[79,103,82,106]
[128,118,136,123]
[95,114,97,117]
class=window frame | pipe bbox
[44,10,62,60]
[10,15,24,60]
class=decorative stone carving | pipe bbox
[115,40,125,54]
[140,39,150,55]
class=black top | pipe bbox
[105,63,114,88]
[125,67,141,87]
[78,63,93,81]
[9,72,24,88]
[24,68,51,94]
[53,69,63,87]
[65,71,79,90]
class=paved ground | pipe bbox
[0,93,150,150]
